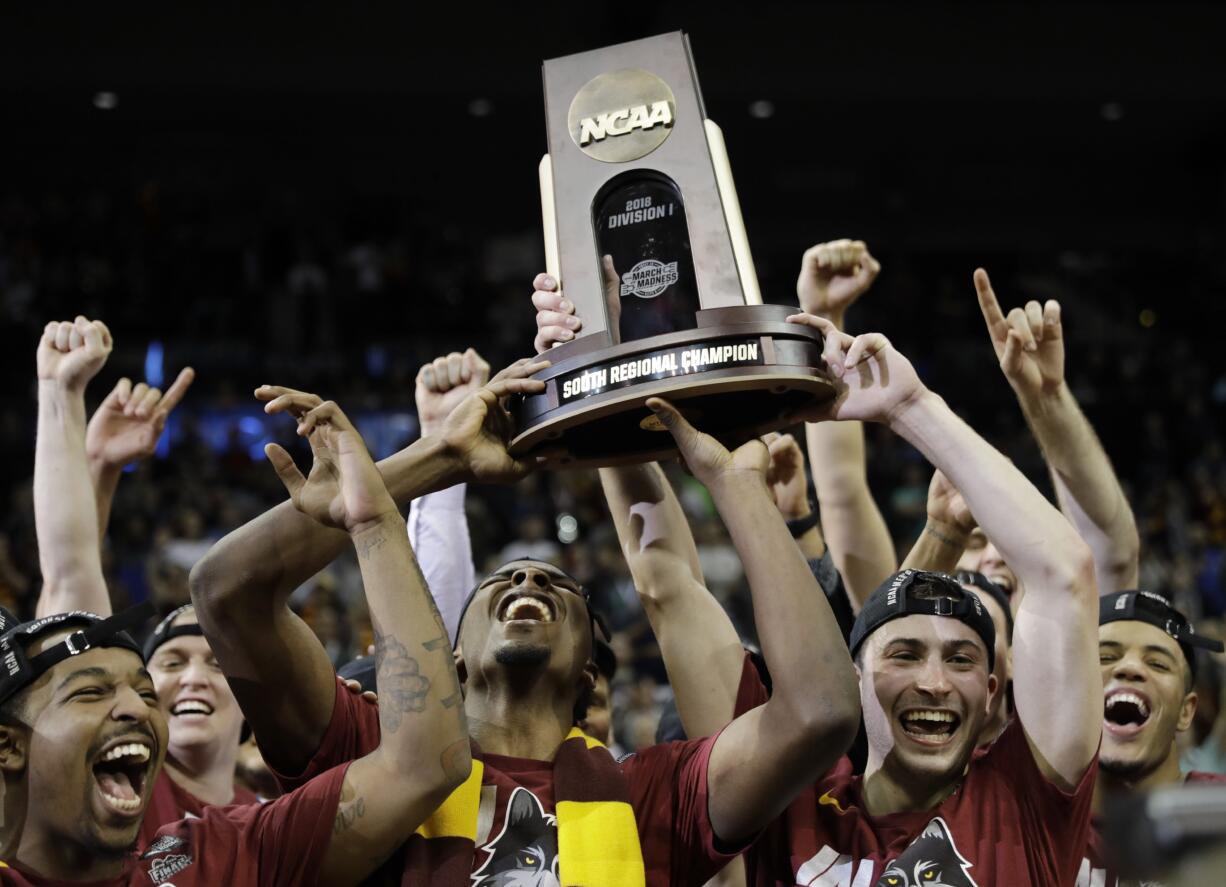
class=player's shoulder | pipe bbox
[618,735,713,782]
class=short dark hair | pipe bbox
[0,690,30,730]
[593,639,617,682]
[572,679,595,725]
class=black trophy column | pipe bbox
[593,172,700,344]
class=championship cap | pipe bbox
[1100,590,1224,679]
[850,570,996,672]
[0,605,20,635]
[0,602,154,706]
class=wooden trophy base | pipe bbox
[510,305,835,468]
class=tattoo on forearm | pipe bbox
[373,633,431,732]
[925,524,966,549]
[422,633,462,708]
[333,780,367,835]
[357,531,388,560]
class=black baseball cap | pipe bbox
[0,603,154,707]
[1100,590,1224,679]
[850,570,996,672]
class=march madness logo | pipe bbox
[619,259,679,299]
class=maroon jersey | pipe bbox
[736,657,1097,886]
[1079,769,1226,886]
[136,768,259,851]
[274,677,740,886]
[0,762,346,886]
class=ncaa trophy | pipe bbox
[510,32,834,466]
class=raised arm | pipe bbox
[764,431,826,560]
[258,397,470,886]
[408,349,490,641]
[649,398,860,844]
[791,303,1100,790]
[34,318,113,617]
[189,360,547,775]
[901,469,976,572]
[531,272,744,734]
[86,367,195,541]
[599,459,746,736]
[975,268,1139,593]
[796,240,896,607]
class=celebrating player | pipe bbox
[191,365,860,885]
[0,395,469,885]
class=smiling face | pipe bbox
[458,561,593,701]
[859,615,996,785]
[146,609,243,763]
[957,533,1018,602]
[8,628,167,859]
[1098,620,1196,781]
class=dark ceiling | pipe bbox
[3,2,1225,262]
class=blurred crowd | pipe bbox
[2,178,1226,755]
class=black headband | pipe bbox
[850,570,996,672]
[453,570,610,651]
[0,602,154,706]
[1100,590,1224,679]
[955,570,1014,644]
[140,603,252,744]
[142,604,203,661]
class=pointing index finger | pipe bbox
[158,367,196,414]
[974,268,1009,345]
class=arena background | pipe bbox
[3,2,1225,752]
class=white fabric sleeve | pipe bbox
[406,483,476,644]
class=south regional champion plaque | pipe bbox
[511,31,834,466]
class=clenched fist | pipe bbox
[37,317,112,393]
[796,239,881,327]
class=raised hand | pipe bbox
[786,312,926,424]
[926,469,975,535]
[440,358,551,483]
[974,268,1064,401]
[259,389,396,534]
[531,255,622,353]
[645,397,769,489]
[415,348,491,437]
[796,239,881,325]
[763,431,809,519]
[86,368,195,469]
[37,317,112,392]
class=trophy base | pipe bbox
[510,305,835,468]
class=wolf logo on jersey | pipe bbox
[876,818,979,887]
[471,786,560,887]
